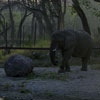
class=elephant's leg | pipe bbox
[58,50,67,73]
[65,60,70,72]
[58,51,65,73]
[64,48,74,72]
[58,58,70,73]
[81,57,89,71]
[64,53,72,72]
[58,50,72,73]
[58,62,65,73]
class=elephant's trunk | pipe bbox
[49,41,58,66]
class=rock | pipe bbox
[4,54,33,77]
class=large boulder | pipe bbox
[4,54,33,77]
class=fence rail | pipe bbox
[0,47,50,50]
[0,47,99,50]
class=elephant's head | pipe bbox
[49,33,64,66]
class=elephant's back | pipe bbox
[74,30,93,47]
[75,30,92,40]
[52,29,76,39]
[52,29,92,43]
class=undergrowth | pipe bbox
[25,72,68,81]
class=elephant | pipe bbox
[49,29,93,73]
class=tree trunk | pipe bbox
[94,0,100,2]
[57,12,65,30]
[17,9,27,46]
[36,14,44,39]
[41,0,53,34]
[34,19,37,46]
[8,0,15,45]
[72,0,91,35]
[51,0,66,30]
[31,13,34,41]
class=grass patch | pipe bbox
[18,81,26,87]
[0,97,13,100]
[91,64,100,70]
[43,91,55,98]
[45,92,54,97]
[89,57,100,65]
[34,39,50,48]
[25,72,67,81]
[19,89,32,94]
[4,83,14,90]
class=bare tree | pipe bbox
[17,9,27,46]
[94,0,100,2]
[8,0,15,44]
[51,0,66,30]
[72,0,91,35]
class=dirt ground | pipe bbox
[0,65,100,100]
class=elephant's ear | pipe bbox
[64,36,76,50]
